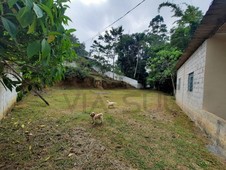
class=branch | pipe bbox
[2,60,50,106]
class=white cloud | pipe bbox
[65,0,213,51]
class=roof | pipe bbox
[176,0,226,69]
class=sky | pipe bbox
[65,0,213,51]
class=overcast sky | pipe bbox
[65,0,213,51]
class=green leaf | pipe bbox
[41,39,51,58]
[45,0,53,8]
[0,4,3,13]
[66,28,76,34]
[27,40,41,58]
[62,15,72,25]
[38,4,54,25]
[1,16,17,39]
[48,31,62,36]
[16,85,22,92]
[16,7,34,28]
[33,3,43,18]
[27,17,37,34]
[24,0,33,9]
[57,25,65,33]
[8,0,18,8]
[39,20,47,34]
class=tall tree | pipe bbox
[148,14,168,41]
[116,32,148,86]
[70,35,88,57]
[147,46,182,95]
[91,26,124,76]
[145,2,203,94]
[158,2,203,51]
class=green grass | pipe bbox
[0,87,225,169]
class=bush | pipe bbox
[64,66,89,80]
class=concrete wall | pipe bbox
[104,71,143,89]
[176,39,226,157]
[0,70,17,120]
[64,61,143,89]
[204,34,226,120]
[176,41,207,111]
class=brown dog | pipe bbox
[90,112,103,124]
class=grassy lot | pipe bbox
[0,88,225,169]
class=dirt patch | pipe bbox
[69,127,133,170]
[60,75,134,89]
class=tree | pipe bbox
[147,46,182,95]
[90,40,111,74]
[148,15,168,41]
[116,33,148,86]
[90,26,124,77]
[158,2,203,51]
[145,2,202,94]
[70,35,88,57]
[0,0,76,104]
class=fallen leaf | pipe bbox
[68,153,75,157]
[29,145,32,150]
[21,124,25,128]
[44,156,51,161]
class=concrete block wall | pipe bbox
[0,70,17,120]
[176,40,226,158]
[176,41,207,111]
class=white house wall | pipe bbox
[0,71,17,120]
[204,35,226,120]
[176,41,207,114]
[176,40,226,157]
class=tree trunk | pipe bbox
[171,74,176,96]
[134,54,139,78]
[113,55,115,80]
[3,60,50,106]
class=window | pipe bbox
[177,78,181,90]
[188,72,194,92]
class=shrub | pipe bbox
[64,66,89,80]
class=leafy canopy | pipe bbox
[0,0,76,93]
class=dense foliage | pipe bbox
[90,26,123,75]
[0,0,76,95]
[116,33,148,86]
[90,2,203,93]
[146,2,203,94]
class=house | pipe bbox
[0,68,17,120]
[176,0,226,157]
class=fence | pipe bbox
[104,71,143,89]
